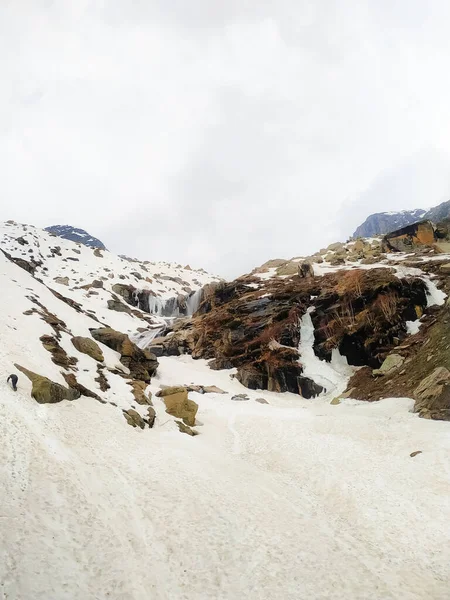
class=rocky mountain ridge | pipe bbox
[352,198,450,238]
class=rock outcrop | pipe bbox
[15,364,81,403]
[90,327,158,382]
[45,225,107,249]
[382,221,436,253]
[156,387,198,426]
[149,267,428,397]
[413,367,450,421]
[128,380,152,405]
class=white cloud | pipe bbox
[1,1,450,278]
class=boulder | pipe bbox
[53,276,70,286]
[122,409,145,429]
[231,394,250,401]
[15,364,80,404]
[413,367,450,421]
[162,389,198,426]
[440,263,450,275]
[203,385,227,394]
[128,380,152,405]
[372,354,405,376]
[146,406,156,428]
[107,298,133,314]
[276,261,299,276]
[298,261,314,278]
[255,397,269,404]
[382,221,436,253]
[176,420,198,436]
[90,327,158,382]
[327,242,345,252]
[71,336,104,362]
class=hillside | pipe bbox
[1,220,450,599]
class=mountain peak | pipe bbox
[45,225,107,250]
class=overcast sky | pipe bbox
[2,1,450,278]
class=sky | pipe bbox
[2,1,450,278]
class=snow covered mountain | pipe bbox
[352,208,426,238]
[45,224,107,249]
[1,219,450,599]
[353,199,450,239]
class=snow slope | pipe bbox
[1,347,450,599]
[0,220,222,332]
[1,223,450,599]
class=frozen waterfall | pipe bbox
[146,289,203,318]
[299,308,355,398]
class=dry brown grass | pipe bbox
[374,291,400,323]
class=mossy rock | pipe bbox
[71,336,104,362]
[15,364,80,404]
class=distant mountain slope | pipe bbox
[352,209,426,238]
[424,199,450,223]
[353,199,450,239]
[45,225,107,250]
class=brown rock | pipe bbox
[128,380,152,405]
[71,336,104,362]
[53,276,70,286]
[123,409,145,429]
[175,420,199,436]
[414,367,450,421]
[90,327,158,382]
[162,389,198,426]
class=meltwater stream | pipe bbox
[299,308,355,399]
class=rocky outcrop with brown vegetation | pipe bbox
[147,265,428,398]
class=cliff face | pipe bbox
[352,209,426,238]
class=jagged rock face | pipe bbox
[311,269,427,367]
[151,267,428,396]
[382,221,436,253]
[90,327,158,382]
[45,225,106,250]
